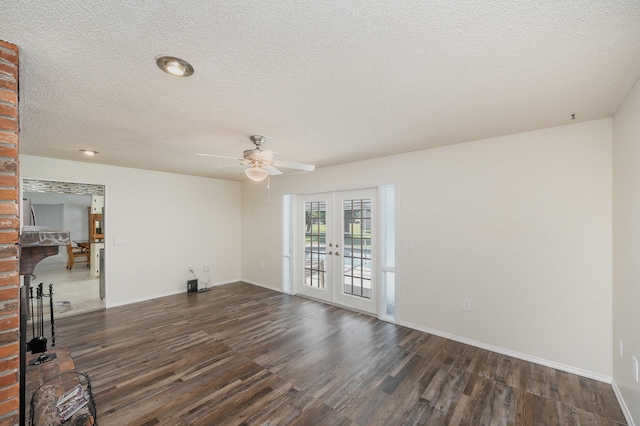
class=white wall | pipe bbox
[613,78,640,422]
[20,155,242,307]
[19,118,616,399]
[242,119,613,379]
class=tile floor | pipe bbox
[29,261,104,320]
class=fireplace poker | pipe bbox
[34,283,47,353]
[49,283,55,347]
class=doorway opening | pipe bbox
[286,185,396,320]
[22,179,106,318]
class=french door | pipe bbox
[297,188,377,315]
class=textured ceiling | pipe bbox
[2,1,640,181]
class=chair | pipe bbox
[66,243,89,269]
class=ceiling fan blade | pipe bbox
[211,163,246,170]
[272,160,315,171]
[265,165,283,175]
[195,153,243,161]
[253,149,281,162]
[264,148,282,157]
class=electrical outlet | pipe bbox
[203,265,210,272]
[633,357,639,383]
[462,298,472,312]
[188,266,194,274]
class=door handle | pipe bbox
[335,252,340,256]
[328,251,333,255]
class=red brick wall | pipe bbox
[0,40,20,426]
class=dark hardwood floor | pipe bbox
[48,282,625,425]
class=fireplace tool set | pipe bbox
[27,283,57,365]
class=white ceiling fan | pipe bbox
[196,135,315,181]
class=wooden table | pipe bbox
[74,240,91,262]
[74,241,90,249]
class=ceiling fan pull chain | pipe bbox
[267,175,271,202]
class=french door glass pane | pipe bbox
[384,271,396,317]
[305,201,326,288]
[343,198,372,299]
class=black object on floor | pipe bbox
[28,284,47,354]
[29,352,57,366]
[27,286,38,353]
[49,283,55,347]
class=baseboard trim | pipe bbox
[241,281,615,385]
[200,279,238,288]
[107,279,241,308]
[398,319,612,384]
[241,280,281,291]
[611,379,636,426]
[108,289,184,308]
[121,280,633,422]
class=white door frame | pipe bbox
[296,192,334,303]
[293,188,378,315]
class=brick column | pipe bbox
[0,40,21,426]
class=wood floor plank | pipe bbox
[594,380,628,424]
[36,282,626,425]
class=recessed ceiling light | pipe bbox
[156,56,194,77]
[80,149,98,156]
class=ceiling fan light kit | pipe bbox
[245,166,270,182]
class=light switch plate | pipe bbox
[619,339,623,357]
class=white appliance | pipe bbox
[21,198,36,226]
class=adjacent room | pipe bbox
[22,180,106,318]
[1,1,639,424]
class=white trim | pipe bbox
[208,279,239,287]
[106,279,239,308]
[240,277,620,387]
[378,184,396,323]
[241,279,282,291]
[333,188,378,315]
[611,379,636,426]
[108,289,184,308]
[22,176,110,309]
[292,186,393,317]
[232,283,618,387]
[393,183,402,325]
[282,194,293,294]
[291,182,393,197]
[398,319,613,384]
[295,192,334,303]
[113,275,632,421]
